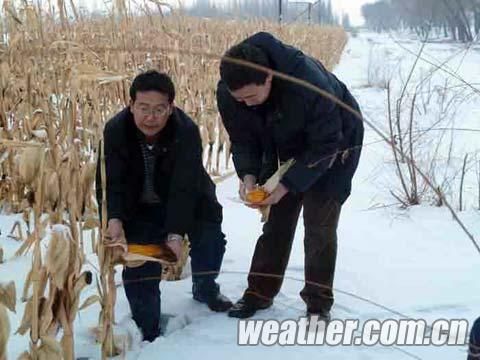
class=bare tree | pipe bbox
[363,0,478,42]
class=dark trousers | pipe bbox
[468,317,480,359]
[122,204,226,340]
[243,190,341,313]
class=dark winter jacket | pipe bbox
[468,317,480,360]
[217,32,364,204]
[95,107,222,236]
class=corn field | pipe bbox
[0,2,347,359]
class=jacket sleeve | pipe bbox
[280,94,343,194]
[163,125,203,236]
[216,84,262,180]
[95,123,127,221]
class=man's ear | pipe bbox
[129,99,134,108]
[168,101,175,116]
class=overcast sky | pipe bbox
[80,0,375,26]
[329,0,375,25]
[289,0,376,25]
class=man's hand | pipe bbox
[166,233,183,261]
[257,183,289,206]
[106,218,127,253]
[240,174,262,208]
[239,174,257,201]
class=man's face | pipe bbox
[229,74,273,107]
[130,91,173,137]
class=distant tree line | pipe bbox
[186,0,340,25]
[362,0,480,42]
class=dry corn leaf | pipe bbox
[17,351,33,360]
[83,215,99,230]
[21,269,33,302]
[18,146,44,185]
[37,336,63,360]
[46,229,70,289]
[44,171,60,206]
[78,295,100,311]
[0,304,10,360]
[16,297,33,335]
[0,282,16,313]
[102,325,121,357]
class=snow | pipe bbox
[1,31,480,360]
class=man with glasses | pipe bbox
[96,70,232,342]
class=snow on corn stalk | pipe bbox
[16,225,93,360]
[11,142,92,360]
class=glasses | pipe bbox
[135,104,170,118]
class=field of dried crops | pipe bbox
[0,4,347,359]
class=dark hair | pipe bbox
[130,70,175,103]
[220,42,271,91]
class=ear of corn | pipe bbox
[246,188,269,204]
[263,159,296,193]
[127,243,177,262]
[254,159,296,223]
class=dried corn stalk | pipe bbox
[0,305,9,360]
[17,225,92,360]
[15,145,92,360]
[0,281,16,360]
[95,140,121,358]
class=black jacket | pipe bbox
[95,107,222,235]
[217,32,364,204]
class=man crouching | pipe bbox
[96,70,232,342]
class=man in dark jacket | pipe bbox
[217,32,364,320]
[468,317,480,359]
[96,70,232,342]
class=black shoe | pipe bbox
[193,287,233,312]
[227,298,273,319]
[203,292,233,312]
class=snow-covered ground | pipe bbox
[1,31,480,360]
